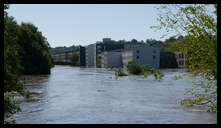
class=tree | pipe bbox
[145,39,162,46]
[17,23,53,74]
[4,5,54,122]
[4,5,23,123]
[131,39,138,43]
[70,53,79,66]
[4,6,23,92]
[127,61,142,75]
[154,4,217,112]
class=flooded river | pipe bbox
[11,65,217,124]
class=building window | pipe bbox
[137,56,139,59]
[137,50,139,54]
[153,56,156,59]
[179,61,184,65]
[179,53,184,58]
[153,50,156,54]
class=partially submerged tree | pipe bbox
[153,4,217,112]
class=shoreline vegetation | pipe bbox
[4,5,53,123]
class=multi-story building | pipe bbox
[85,38,160,69]
[122,45,160,69]
[85,38,124,67]
[101,50,123,68]
[52,51,73,64]
[85,44,96,67]
[174,51,187,68]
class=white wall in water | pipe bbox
[86,44,96,67]
[122,45,160,69]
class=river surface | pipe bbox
[11,65,217,124]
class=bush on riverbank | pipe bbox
[4,94,21,123]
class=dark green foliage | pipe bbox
[126,61,143,75]
[126,61,164,80]
[50,45,80,54]
[145,39,163,46]
[160,36,184,52]
[4,15,23,92]
[4,94,21,117]
[141,65,164,80]
[160,52,178,68]
[70,53,79,66]
[4,5,54,122]
[96,59,101,68]
[17,23,53,74]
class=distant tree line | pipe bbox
[50,37,181,55]
[50,45,80,54]
[4,4,53,123]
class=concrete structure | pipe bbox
[85,38,124,67]
[52,52,73,65]
[85,38,160,69]
[124,44,147,50]
[122,45,160,69]
[85,44,96,67]
[175,52,187,68]
[101,51,122,68]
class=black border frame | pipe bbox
[2,0,220,128]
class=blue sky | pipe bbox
[8,4,176,48]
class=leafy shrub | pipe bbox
[113,68,128,77]
[126,61,142,75]
[4,94,21,118]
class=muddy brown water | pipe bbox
[11,65,217,124]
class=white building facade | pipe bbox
[85,44,96,67]
[122,45,160,69]
[101,51,122,68]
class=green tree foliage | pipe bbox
[160,36,184,52]
[17,23,53,74]
[96,58,101,68]
[50,45,80,54]
[154,4,217,112]
[4,8,23,93]
[127,61,143,75]
[113,68,128,79]
[4,5,54,123]
[126,61,164,80]
[4,5,23,123]
[70,53,79,66]
[145,39,163,46]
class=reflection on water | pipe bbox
[12,65,217,124]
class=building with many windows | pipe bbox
[85,38,124,67]
[52,52,74,65]
[84,38,161,69]
[174,52,187,68]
